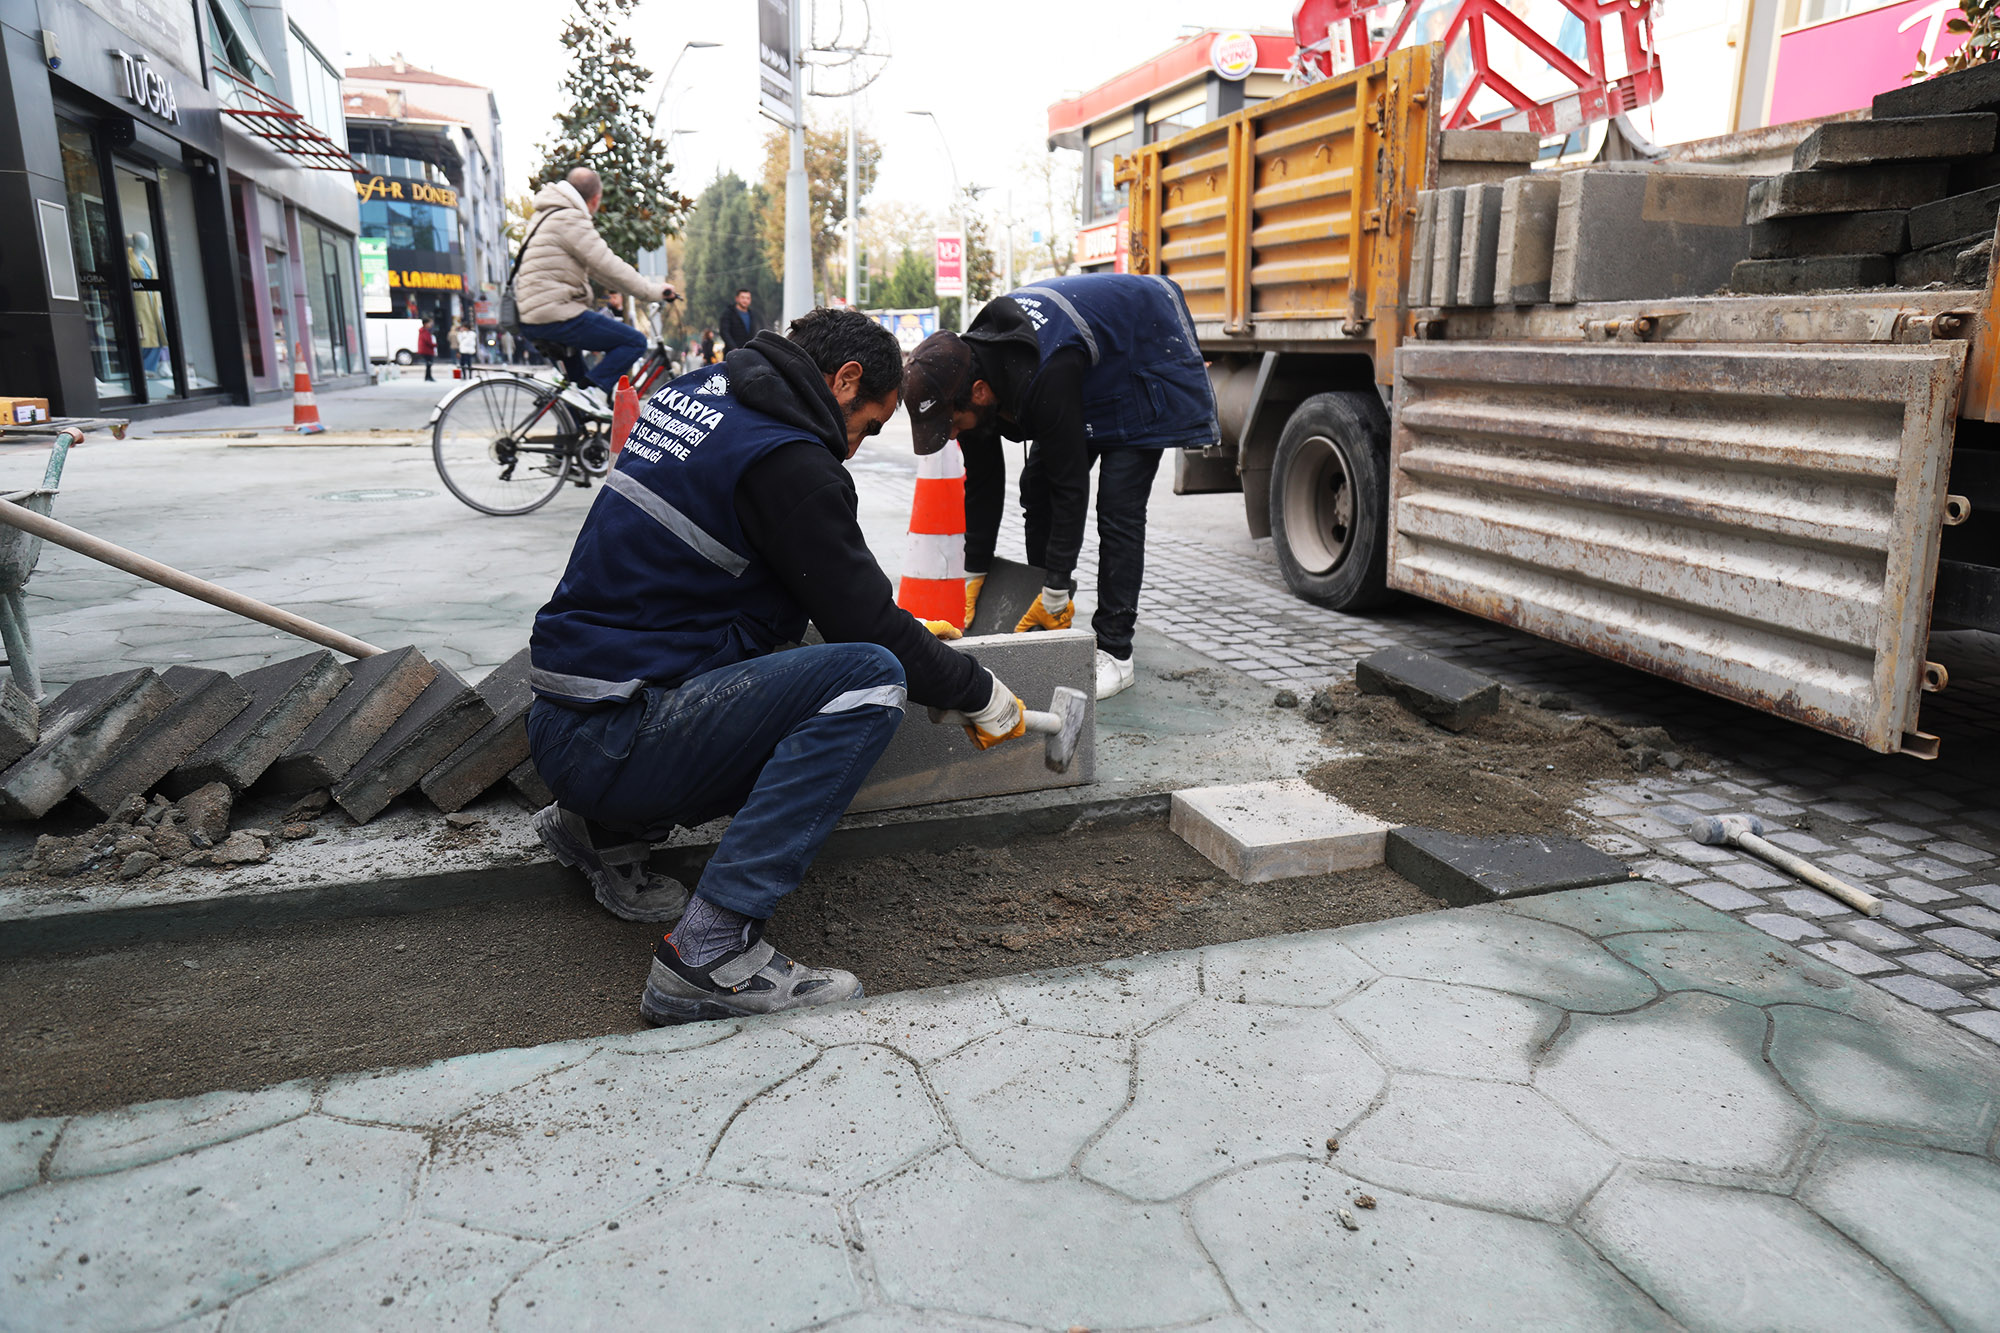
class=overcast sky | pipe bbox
[340,1,1298,231]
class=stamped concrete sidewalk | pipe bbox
[5,880,1998,1331]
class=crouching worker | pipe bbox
[526,308,1028,1024]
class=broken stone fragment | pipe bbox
[283,789,331,822]
[151,826,192,860]
[1618,725,1673,750]
[1303,688,1341,724]
[444,812,482,830]
[112,794,147,825]
[174,782,233,845]
[112,834,152,858]
[118,850,160,880]
[278,823,315,840]
[210,831,269,866]
[1272,690,1299,709]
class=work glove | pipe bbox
[922,619,962,640]
[928,674,1026,750]
[964,574,986,627]
[1015,586,1074,633]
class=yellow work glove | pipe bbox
[1015,586,1074,633]
[922,619,962,640]
[928,675,1026,750]
[964,574,986,627]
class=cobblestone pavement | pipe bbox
[5,881,1998,1331]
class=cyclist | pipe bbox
[514,166,676,400]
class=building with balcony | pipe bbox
[1047,30,1297,274]
[343,58,506,350]
[0,0,365,417]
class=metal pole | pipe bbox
[782,0,813,323]
[845,107,859,307]
[0,498,386,660]
[1003,188,1013,294]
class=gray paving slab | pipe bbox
[331,661,494,823]
[165,651,349,795]
[74,666,251,816]
[8,885,1999,1327]
[0,681,38,768]
[419,647,534,813]
[0,668,172,819]
[262,645,436,794]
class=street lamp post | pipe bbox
[907,109,968,332]
[650,40,719,127]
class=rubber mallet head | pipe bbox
[1020,685,1089,774]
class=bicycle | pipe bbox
[430,305,679,516]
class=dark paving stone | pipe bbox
[1896,234,1993,287]
[1749,211,1907,259]
[1731,254,1893,293]
[1909,184,2000,249]
[0,669,174,820]
[1747,165,1950,222]
[261,647,435,794]
[0,681,38,769]
[967,557,1051,637]
[1388,827,1634,907]
[1793,114,1996,171]
[167,651,351,795]
[75,667,252,817]
[420,650,533,813]
[1874,60,2000,120]
[508,757,554,809]
[332,662,495,823]
[1355,645,1500,731]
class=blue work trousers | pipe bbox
[526,644,906,918]
[518,309,647,394]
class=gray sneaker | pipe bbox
[641,928,862,1025]
[532,804,690,923]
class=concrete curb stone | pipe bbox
[166,650,350,795]
[262,646,435,793]
[75,666,252,817]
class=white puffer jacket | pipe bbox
[514,181,663,325]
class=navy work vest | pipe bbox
[1006,273,1220,450]
[529,365,811,706]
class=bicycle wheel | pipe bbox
[433,378,576,515]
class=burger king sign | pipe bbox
[1209,31,1259,81]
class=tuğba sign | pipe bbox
[114,49,177,123]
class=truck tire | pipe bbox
[1268,391,1395,612]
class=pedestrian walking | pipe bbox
[417,320,437,382]
[720,290,758,353]
[455,321,478,376]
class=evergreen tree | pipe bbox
[876,246,935,310]
[682,173,782,334]
[530,0,692,261]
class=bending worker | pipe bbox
[903,273,1219,700]
[526,308,1027,1025]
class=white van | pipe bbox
[366,317,427,366]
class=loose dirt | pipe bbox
[1300,681,1702,837]
[0,817,1435,1119]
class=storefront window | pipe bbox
[58,121,134,401]
[116,167,180,400]
[1087,132,1133,224]
[359,198,460,256]
[1150,103,1211,143]
[300,219,356,380]
[158,167,219,391]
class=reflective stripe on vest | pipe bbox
[818,684,908,715]
[604,468,749,577]
[1013,285,1100,364]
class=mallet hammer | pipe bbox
[1022,686,1089,774]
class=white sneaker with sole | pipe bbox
[1095,649,1136,700]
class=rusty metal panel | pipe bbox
[1388,341,1967,754]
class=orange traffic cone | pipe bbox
[894,439,967,628]
[610,375,638,458]
[291,344,323,434]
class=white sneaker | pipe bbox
[1095,649,1136,701]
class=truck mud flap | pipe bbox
[1387,341,1967,755]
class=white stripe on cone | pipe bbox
[900,530,966,581]
[915,440,965,480]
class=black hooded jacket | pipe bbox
[725,333,991,713]
[959,297,1092,586]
